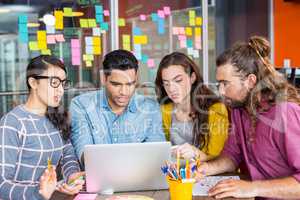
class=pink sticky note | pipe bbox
[55,34,65,42]
[72,56,81,65]
[72,49,80,57]
[195,41,202,50]
[103,10,110,16]
[71,39,80,48]
[157,10,165,18]
[178,35,187,41]
[140,14,146,21]
[179,40,187,48]
[147,59,155,68]
[195,36,201,42]
[74,193,97,200]
[163,6,171,15]
[47,35,56,44]
[172,27,179,35]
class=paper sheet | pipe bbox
[193,176,240,196]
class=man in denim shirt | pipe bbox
[70,50,165,163]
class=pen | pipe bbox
[177,150,180,174]
[47,157,52,170]
[186,159,190,179]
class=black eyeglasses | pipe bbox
[33,76,71,89]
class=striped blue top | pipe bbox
[0,105,80,200]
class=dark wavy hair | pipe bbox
[155,52,220,149]
[26,55,70,141]
[216,36,300,135]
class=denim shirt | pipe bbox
[70,88,166,161]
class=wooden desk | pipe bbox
[52,190,254,200]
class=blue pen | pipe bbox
[180,168,185,179]
[171,169,178,180]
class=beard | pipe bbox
[223,91,251,109]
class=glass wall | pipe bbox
[0,0,270,117]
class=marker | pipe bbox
[176,150,180,174]
[47,157,52,170]
[180,168,185,179]
[186,159,190,179]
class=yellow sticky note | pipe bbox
[122,34,130,44]
[86,61,92,67]
[93,37,101,46]
[133,35,148,44]
[28,41,39,51]
[41,49,51,55]
[54,10,64,30]
[189,18,195,26]
[93,45,101,55]
[196,17,202,26]
[80,19,88,28]
[189,10,196,18]
[185,27,192,36]
[88,19,97,28]
[37,31,46,41]
[83,54,94,61]
[118,18,125,27]
[63,7,73,17]
[195,27,202,36]
[123,43,131,51]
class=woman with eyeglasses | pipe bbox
[0,55,84,200]
[155,52,229,162]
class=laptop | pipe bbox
[84,142,171,193]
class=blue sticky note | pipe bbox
[157,18,165,35]
[18,23,28,33]
[141,54,149,64]
[96,14,104,23]
[100,22,109,31]
[133,27,142,35]
[19,32,28,43]
[134,44,142,60]
[187,39,193,48]
[151,13,158,22]
[18,15,28,24]
[95,5,103,14]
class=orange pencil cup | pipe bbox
[167,178,195,200]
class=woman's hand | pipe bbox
[39,167,57,200]
[56,171,85,195]
[173,143,208,161]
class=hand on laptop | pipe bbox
[56,171,85,195]
[172,143,208,161]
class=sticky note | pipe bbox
[158,18,165,35]
[178,35,187,41]
[118,18,125,27]
[93,28,101,36]
[189,10,196,26]
[195,35,201,42]
[46,25,55,34]
[103,10,110,16]
[28,41,39,50]
[83,54,94,61]
[85,37,93,45]
[196,17,202,26]
[179,27,185,35]
[19,33,28,43]
[86,61,92,67]
[151,13,158,22]
[88,19,97,27]
[187,47,193,55]
[56,34,65,42]
[141,54,149,64]
[133,27,141,35]
[133,35,148,44]
[71,39,80,48]
[18,15,28,24]
[100,22,109,31]
[37,31,47,50]
[158,10,165,18]
[193,50,199,58]
[187,39,193,48]
[54,10,64,30]
[147,59,155,68]
[163,6,171,15]
[95,5,103,14]
[41,49,51,55]
[93,37,101,46]
[195,27,201,36]
[140,14,146,21]
[47,35,56,44]
[185,27,192,36]
[80,19,88,28]
[123,43,131,51]
[94,45,101,55]
[96,14,104,23]
[179,40,187,48]
[122,35,130,44]
[18,23,27,33]
[195,41,201,50]
[63,7,73,17]
[72,48,80,57]
[72,55,81,65]
[133,44,142,60]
